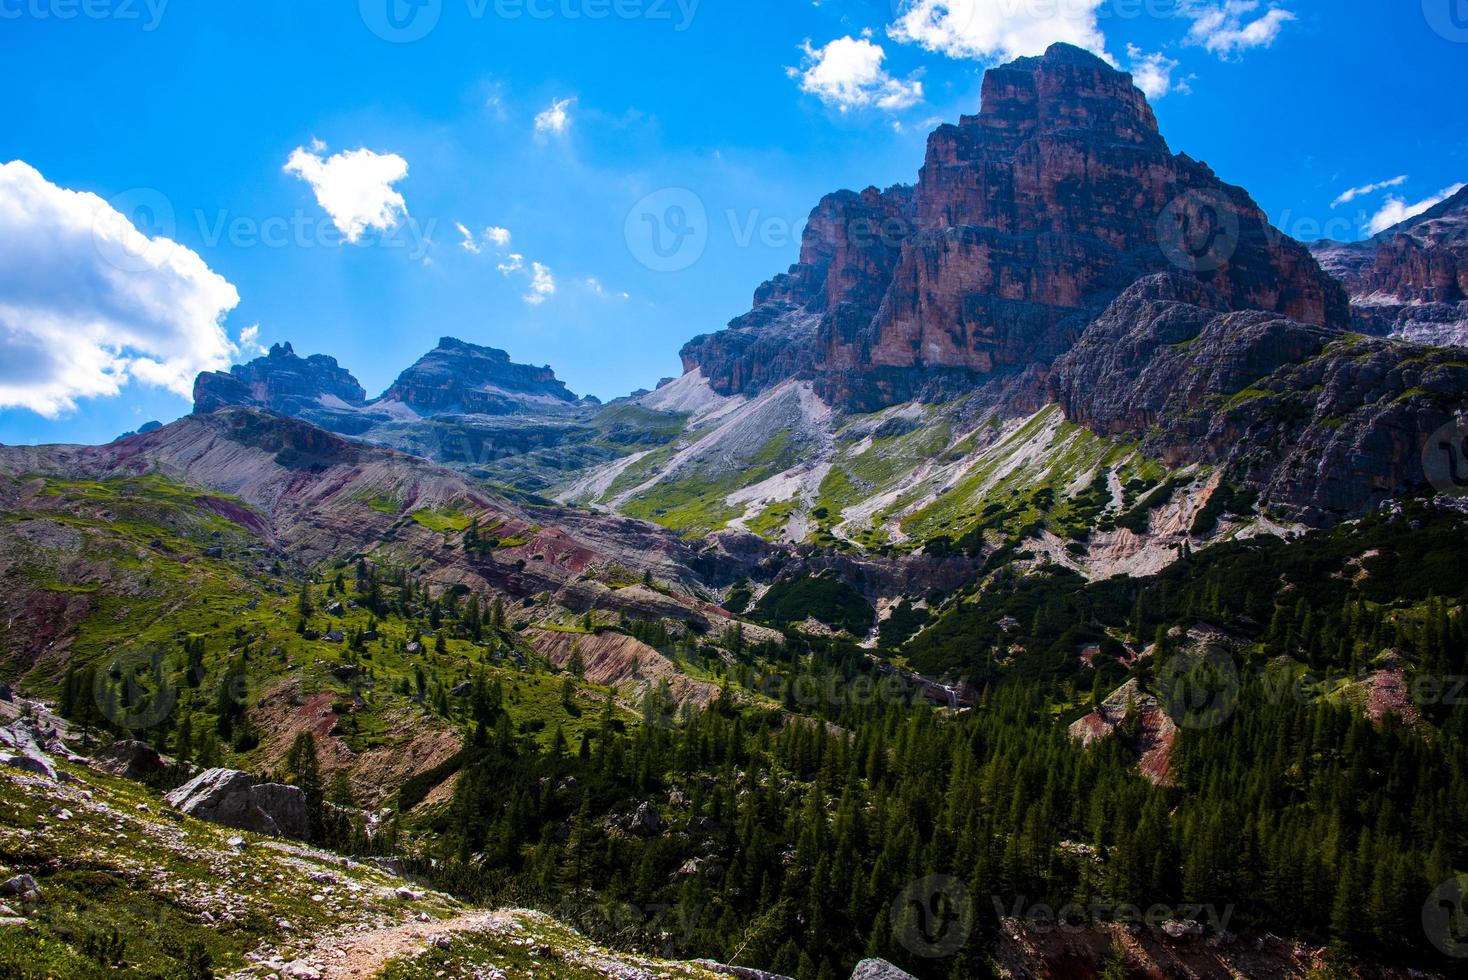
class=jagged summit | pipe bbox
[193,340,367,420]
[964,41,1165,151]
[378,335,580,415]
[1311,181,1468,345]
[680,45,1346,412]
[193,335,584,428]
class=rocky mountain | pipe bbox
[194,342,371,432]
[191,337,636,490]
[1050,272,1468,522]
[1311,184,1468,346]
[560,47,1465,546]
[682,43,1348,412]
[0,408,724,623]
[379,336,586,415]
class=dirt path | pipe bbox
[314,909,514,978]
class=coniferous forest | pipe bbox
[389,502,1468,978]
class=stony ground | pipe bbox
[0,705,773,980]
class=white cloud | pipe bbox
[1366,183,1467,236]
[524,263,556,305]
[889,0,1106,63]
[1126,45,1187,99]
[283,143,409,242]
[455,222,482,254]
[535,98,574,136]
[457,223,513,254]
[1181,1,1294,59]
[237,324,267,356]
[0,160,240,417]
[583,277,629,300]
[791,36,924,112]
[1331,175,1408,209]
[497,253,525,275]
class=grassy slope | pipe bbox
[0,759,732,979]
[0,475,639,793]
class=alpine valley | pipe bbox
[3,43,1468,980]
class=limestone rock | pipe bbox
[849,959,917,980]
[682,43,1347,412]
[89,739,166,782]
[165,768,311,841]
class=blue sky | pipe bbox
[1,0,1465,445]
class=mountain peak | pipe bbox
[681,36,1344,411]
[379,337,578,414]
[972,39,1162,150]
[193,343,366,418]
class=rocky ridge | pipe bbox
[681,43,1348,412]
[1051,273,1468,523]
[1311,184,1468,346]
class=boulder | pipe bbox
[0,683,11,702]
[90,739,166,782]
[165,768,311,841]
[0,750,56,782]
[694,964,794,980]
[628,801,663,837]
[849,960,916,980]
[0,875,40,904]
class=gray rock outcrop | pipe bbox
[849,960,916,980]
[164,768,311,841]
[90,739,166,782]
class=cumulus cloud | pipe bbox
[889,0,1106,63]
[1332,175,1408,209]
[1181,1,1295,59]
[283,143,409,242]
[535,98,574,136]
[1126,45,1188,99]
[790,36,924,112]
[524,262,556,305]
[457,223,513,254]
[497,253,525,275]
[237,324,267,356]
[1366,183,1467,236]
[0,160,241,417]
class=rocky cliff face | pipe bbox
[1311,184,1468,346]
[682,43,1348,411]
[1052,273,1468,522]
[379,336,582,415]
[193,343,369,429]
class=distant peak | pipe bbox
[269,342,296,358]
